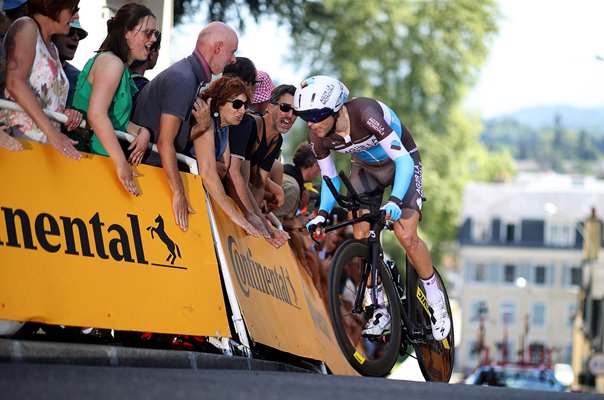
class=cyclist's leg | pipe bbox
[393,165,451,341]
[392,210,433,279]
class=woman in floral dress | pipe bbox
[3,0,83,159]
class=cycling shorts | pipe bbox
[349,154,424,217]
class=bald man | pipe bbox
[131,22,238,232]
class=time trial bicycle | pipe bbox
[309,171,454,379]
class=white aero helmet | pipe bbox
[293,75,349,122]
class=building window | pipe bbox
[549,223,573,247]
[506,223,516,242]
[500,302,516,326]
[504,264,516,283]
[471,300,489,325]
[473,220,489,242]
[474,263,486,282]
[532,265,552,286]
[563,266,582,287]
[534,266,546,284]
[531,302,546,327]
[570,267,582,286]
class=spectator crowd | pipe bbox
[0,0,353,346]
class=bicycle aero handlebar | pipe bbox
[308,171,389,244]
[322,171,381,212]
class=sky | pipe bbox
[172,0,604,119]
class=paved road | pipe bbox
[1,363,601,400]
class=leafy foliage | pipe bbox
[172,0,305,30]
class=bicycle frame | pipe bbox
[315,172,428,343]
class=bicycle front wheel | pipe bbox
[407,266,454,382]
[328,240,402,377]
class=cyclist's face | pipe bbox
[307,115,334,138]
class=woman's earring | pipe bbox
[213,112,219,118]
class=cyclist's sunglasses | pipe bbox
[272,102,294,113]
[293,107,333,123]
[227,99,246,109]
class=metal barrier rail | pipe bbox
[0,99,199,174]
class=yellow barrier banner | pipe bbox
[210,198,358,375]
[0,141,230,337]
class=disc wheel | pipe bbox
[407,267,455,382]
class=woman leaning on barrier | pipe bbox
[2,0,84,158]
[71,2,157,197]
[188,75,262,237]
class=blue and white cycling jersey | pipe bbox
[307,97,421,215]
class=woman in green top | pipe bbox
[72,2,158,196]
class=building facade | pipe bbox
[457,173,604,378]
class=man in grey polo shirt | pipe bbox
[132,21,237,232]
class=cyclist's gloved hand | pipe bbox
[381,201,402,221]
[306,215,326,238]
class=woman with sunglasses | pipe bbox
[2,0,84,158]
[71,2,158,196]
[294,75,451,342]
[188,75,262,237]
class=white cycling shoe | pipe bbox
[362,284,392,337]
[362,307,391,337]
[428,296,451,341]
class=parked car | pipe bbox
[463,364,567,392]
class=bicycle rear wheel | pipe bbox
[407,266,454,382]
[328,240,402,377]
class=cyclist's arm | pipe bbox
[378,130,414,204]
[317,154,340,219]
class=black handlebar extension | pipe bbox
[339,170,359,199]
[309,171,389,245]
[322,172,380,212]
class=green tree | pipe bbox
[172,0,305,29]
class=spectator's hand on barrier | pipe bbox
[190,97,212,141]
[247,214,271,238]
[117,161,141,196]
[306,215,326,240]
[63,109,84,131]
[266,229,290,249]
[47,130,81,160]
[0,126,23,151]
[381,201,402,221]
[173,192,196,231]
[128,128,151,166]
[239,218,263,238]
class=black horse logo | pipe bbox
[147,215,181,264]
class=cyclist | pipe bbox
[293,75,451,341]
